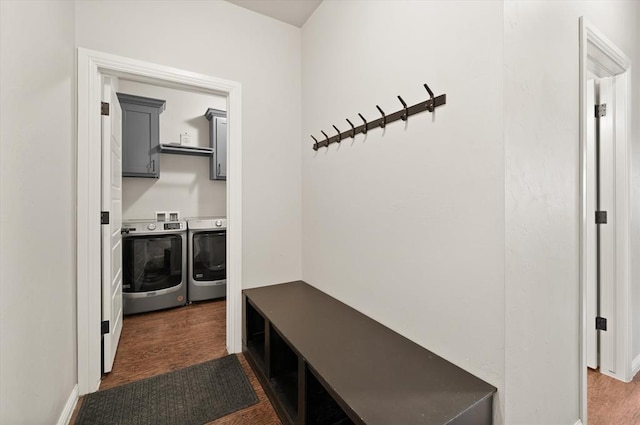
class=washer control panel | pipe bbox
[122,220,186,234]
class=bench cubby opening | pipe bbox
[268,325,299,422]
[245,299,266,372]
[305,365,354,425]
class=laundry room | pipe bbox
[103,78,229,387]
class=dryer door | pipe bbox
[192,230,226,282]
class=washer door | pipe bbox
[192,230,226,282]
[123,234,183,293]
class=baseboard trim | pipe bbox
[56,384,78,425]
[632,354,640,379]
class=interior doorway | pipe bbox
[579,17,633,424]
[98,74,230,384]
[77,49,243,396]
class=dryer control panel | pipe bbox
[164,222,183,230]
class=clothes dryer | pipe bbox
[186,217,227,302]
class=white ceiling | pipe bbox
[226,0,322,28]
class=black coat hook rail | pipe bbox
[311,83,446,151]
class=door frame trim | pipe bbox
[579,17,632,424]
[76,48,243,395]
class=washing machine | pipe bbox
[186,217,227,302]
[121,219,187,315]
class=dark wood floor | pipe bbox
[588,368,640,425]
[70,300,281,425]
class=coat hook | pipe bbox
[358,113,368,134]
[346,119,356,138]
[423,83,435,112]
[311,135,319,151]
[376,105,386,128]
[321,130,330,148]
[398,95,409,121]
[332,125,341,143]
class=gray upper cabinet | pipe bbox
[205,108,227,181]
[117,93,166,178]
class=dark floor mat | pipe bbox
[76,355,258,425]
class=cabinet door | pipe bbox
[215,117,227,180]
[205,108,227,181]
[121,103,159,178]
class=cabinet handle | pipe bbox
[152,160,155,172]
[217,163,221,176]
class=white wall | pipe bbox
[0,1,77,424]
[118,80,227,220]
[76,0,302,287]
[301,1,505,423]
[504,0,640,423]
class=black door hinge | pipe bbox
[595,211,607,224]
[596,317,607,331]
[101,211,110,225]
[101,102,110,116]
[101,320,110,335]
[595,104,607,118]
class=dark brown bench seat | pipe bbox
[243,280,496,425]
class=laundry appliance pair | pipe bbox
[120,217,226,315]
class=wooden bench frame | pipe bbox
[243,281,496,425]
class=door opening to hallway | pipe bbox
[585,74,639,425]
[580,17,636,425]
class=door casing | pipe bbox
[77,48,243,395]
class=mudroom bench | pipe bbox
[242,281,496,425]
